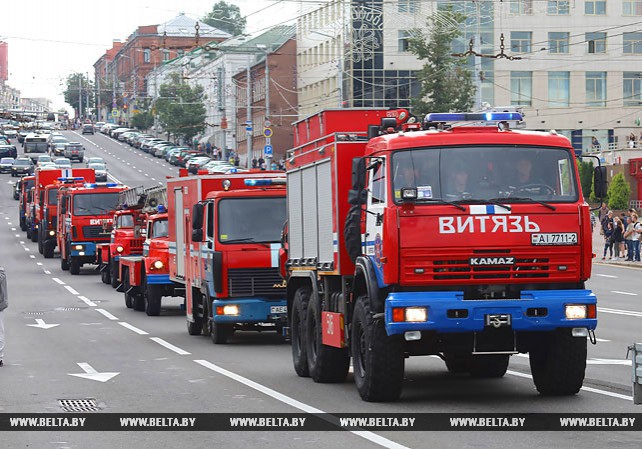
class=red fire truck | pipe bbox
[96,186,148,288]
[283,109,605,402]
[18,175,35,231]
[168,170,287,343]
[56,181,128,275]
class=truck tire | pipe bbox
[20,216,26,231]
[291,286,311,378]
[26,224,32,240]
[132,293,145,312]
[43,241,54,259]
[468,355,510,378]
[145,282,162,316]
[352,295,405,402]
[30,226,38,243]
[444,355,470,374]
[187,290,204,335]
[110,260,119,289]
[529,328,587,396]
[201,291,211,336]
[211,322,234,344]
[69,257,81,275]
[60,246,70,271]
[38,230,44,254]
[305,294,349,383]
[101,268,111,284]
[186,317,203,336]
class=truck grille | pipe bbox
[228,268,286,298]
[82,225,110,239]
[130,238,145,252]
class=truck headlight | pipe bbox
[116,245,124,253]
[73,244,83,250]
[48,230,55,236]
[216,305,239,316]
[565,304,596,319]
[153,260,163,269]
[392,307,428,322]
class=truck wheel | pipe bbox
[69,258,81,275]
[124,290,133,308]
[43,241,54,259]
[200,291,211,336]
[529,328,587,396]
[60,247,70,271]
[145,282,162,316]
[19,216,26,231]
[352,295,405,402]
[110,260,119,288]
[444,354,470,374]
[101,268,111,284]
[291,286,311,378]
[38,230,44,254]
[305,294,349,383]
[26,224,32,240]
[30,227,38,243]
[211,322,234,344]
[186,290,204,335]
[186,317,203,336]
[132,293,145,312]
[468,355,510,378]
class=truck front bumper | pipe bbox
[384,289,597,336]
[212,298,287,324]
[70,242,96,257]
[147,274,171,285]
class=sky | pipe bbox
[3,0,301,112]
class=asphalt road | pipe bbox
[1,132,641,448]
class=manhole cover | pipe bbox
[58,399,100,412]
[24,312,46,315]
[56,307,83,311]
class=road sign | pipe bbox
[264,119,272,128]
[264,145,273,156]
[263,128,273,138]
[245,125,252,132]
[265,137,271,146]
[111,109,119,118]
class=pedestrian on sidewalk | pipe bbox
[632,213,642,262]
[598,202,609,235]
[624,217,636,261]
[613,217,625,260]
[603,222,614,260]
[0,266,7,367]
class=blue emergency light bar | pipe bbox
[106,183,118,187]
[244,178,286,186]
[57,177,84,183]
[426,112,523,122]
[84,183,97,188]
[157,205,167,213]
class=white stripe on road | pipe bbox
[150,337,191,355]
[36,262,42,266]
[95,308,119,321]
[44,270,51,275]
[611,290,637,296]
[194,360,410,449]
[29,255,35,259]
[78,296,97,307]
[118,322,148,335]
[595,274,618,278]
[64,285,79,295]
[52,278,65,285]
[600,307,642,317]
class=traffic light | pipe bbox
[123,104,128,111]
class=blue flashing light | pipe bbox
[84,183,97,188]
[157,204,167,213]
[57,177,84,183]
[245,179,272,186]
[426,112,523,122]
[106,183,118,187]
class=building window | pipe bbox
[177,49,184,57]
[586,32,607,53]
[143,49,151,63]
[511,31,532,53]
[549,32,570,53]
[623,0,642,15]
[398,0,418,13]
[163,50,171,61]
[548,0,570,14]
[398,31,411,52]
[586,72,606,107]
[511,71,533,106]
[509,0,533,14]
[623,72,642,106]
[585,0,606,14]
[623,32,642,54]
[549,71,570,107]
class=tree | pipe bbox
[155,73,206,142]
[201,1,246,36]
[407,9,475,115]
[63,73,95,115]
[578,160,594,200]
[131,98,154,131]
[607,173,631,210]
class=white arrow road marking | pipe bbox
[611,290,637,296]
[68,362,119,383]
[27,319,60,329]
[150,337,191,355]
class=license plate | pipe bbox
[270,306,287,314]
[531,233,577,246]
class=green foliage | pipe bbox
[578,160,594,200]
[131,111,154,131]
[407,9,475,115]
[201,1,246,36]
[155,73,206,141]
[607,173,631,210]
[63,73,95,112]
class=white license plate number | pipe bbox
[270,306,287,314]
[531,233,578,245]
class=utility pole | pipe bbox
[246,53,252,162]
[78,74,83,122]
[85,72,90,121]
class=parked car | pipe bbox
[81,124,95,135]
[0,157,14,173]
[54,157,72,169]
[89,162,108,181]
[63,143,85,162]
[0,144,17,159]
[11,157,34,177]
[3,129,17,139]
[186,156,212,174]
[94,122,105,131]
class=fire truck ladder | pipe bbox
[141,186,167,213]
[118,186,146,209]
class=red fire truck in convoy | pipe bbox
[283,108,605,402]
[56,180,128,275]
[168,170,287,343]
[18,175,35,232]
[96,186,148,288]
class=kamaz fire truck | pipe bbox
[96,186,148,289]
[18,175,35,232]
[56,180,128,275]
[168,170,287,343]
[283,108,605,402]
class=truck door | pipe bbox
[174,187,185,278]
[365,158,386,272]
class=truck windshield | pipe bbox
[116,214,134,228]
[217,197,286,244]
[152,219,168,238]
[73,193,119,216]
[48,188,58,205]
[391,146,578,204]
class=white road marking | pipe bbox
[24,247,30,252]
[44,270,51,275]
[95,308,119,321]
[29,255,35,259]
[600,307,642,317]
[52,278,66,285]
[36,262,43,266]
[595,274,618,278]
[151,178,156,181]
[78,296,97,307]
[19,241,24,244]
[11,227,15,231]
[15,234,19,237]
[611,290,637,296]
[588,358,632,366]
[68,362,119,383]
[64,285,79,295]
[150,337,191,355]
[27,318,60,329]
[194,360,411,449]
[118,322,148,335]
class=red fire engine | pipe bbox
[167,170,287,343]
[56,180,128,275]
[283,109,605,402]
[18,175,35,232]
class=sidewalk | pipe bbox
[591,224,641,268]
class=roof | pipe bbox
[158,13,231,39]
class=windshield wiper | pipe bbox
[415,198,466,211]
[222,238,256,244]
[490,197,556,211]
[454,198,511,212]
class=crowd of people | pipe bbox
[598,203,642,261]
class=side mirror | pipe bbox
[593,166,607,198]
[192,228,203,242]
[351,157,366,191]
[192,203,204,230]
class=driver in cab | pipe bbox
[507,155,551,195]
